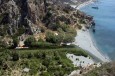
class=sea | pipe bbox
[80,0,115,60]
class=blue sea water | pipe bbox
[80,0,115,60]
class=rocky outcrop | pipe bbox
[0,0,93,41]
[0,0,46,36]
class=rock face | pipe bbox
[0,0,93,37]
[0,0,94,47]
[0,0,46,36]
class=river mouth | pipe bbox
[80,0,115,61]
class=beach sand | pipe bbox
[66,53,94,67]
[73,30,110,62]
[77,0,94,9]
[70,0,94,10]
[69,1,110,76]
[70,0,110,63]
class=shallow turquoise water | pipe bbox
[80,0,115,60]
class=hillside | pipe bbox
[0,0,96,76]
[0,0,93,48]
[84,62,115,76]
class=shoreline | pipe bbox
[89,30,111,62]
[77,0,94,10]
[70,0,94,10]
[70,0,111,62]
[73,29,110,62]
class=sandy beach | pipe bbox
[66,53,94,67]
[73,29,110,62]
[77,0,94,9]
[70,0,110,62]
[70,0,94,10]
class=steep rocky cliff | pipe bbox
[0,0,47,36]
[0,0,93,46]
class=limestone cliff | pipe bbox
[0,0,93,46]
[0,0,47,35]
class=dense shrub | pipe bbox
[63,33,75,43]
[0,40,8,49]
[40,72,50,76]
[54,70,64,76]
[12,53,19,61]
[0,58,4,65]
[11,38,19,48]
[31,41,53,48]
[59,24,69,32]
[24,36,36,47]
[45,30,55,43]
[48,23,59,31]
[27,53,33,59]
[66,27,77,36]
[45,30,67,45]
[42,58,51,67]
[0,47,89,75]
[34,52,46,59]
[45,30,62,44]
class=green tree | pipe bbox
[45,30,57,43]
[42,58,51,67]
[63,33,75,43]
[12,52,19,61]
[40,72,50,76]
[24,36,36,47]
[66,28,77,36]
[46,30,64,45]
[48,23,59,31]
[0,40,8,49]
[12,38,19,48]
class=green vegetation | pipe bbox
[0,40,8,49]
[84,63,115,76]
[0,1,94,76]
[24,36,36,47]
[0,46,88,76]
[45,24,77,44]
[0,25,7,36]
[45,30,62,44]
[0,14,5,22]
[11,38,19,48]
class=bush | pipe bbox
[40,72,50,76]
[0,40,8,49]
[24,36,36,47]
[60,24,69,32]
[54,70,64,76]
[63,33,75,43]
[0,58,4,65]
[39,65,46,71]
[27,53,33,59]
[66,28,77,36]
[11,38,19,48]
[45,30,56,43]
[45,30,65,45]
[48,23,59,31]
[42,58,51,67]
[31,41,53,48]
[34,52,46,59]
[12,52,19,61]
